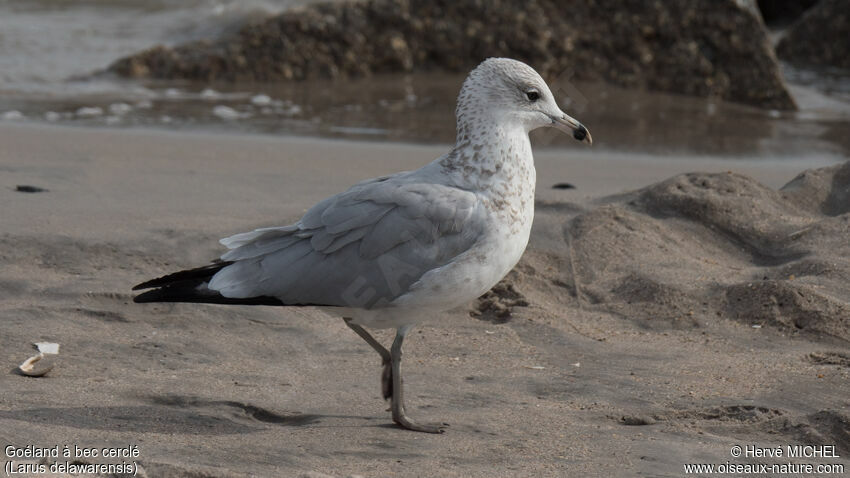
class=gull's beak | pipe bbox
[550,113,592,145]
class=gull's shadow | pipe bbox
[0,395,328,435]
[145,394,322,426]
[1,392,394,434]
[0,405,258,435]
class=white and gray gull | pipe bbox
[133,57,591,433]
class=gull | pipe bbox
[133,58,591,433]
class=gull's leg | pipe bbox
[344,318,393,399]
[390,325,445,433]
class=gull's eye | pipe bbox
[526,90,540,102]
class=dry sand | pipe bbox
[1,123,848,477]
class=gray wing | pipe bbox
[208,174,487,308]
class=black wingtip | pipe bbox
[133,261,232,290]
[133,260,313,307]
[133,286,287,306]
[133,289,162,302]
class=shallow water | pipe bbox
[0,0,318,93]
[0,0,848,158]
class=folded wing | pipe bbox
[208,174,485,309]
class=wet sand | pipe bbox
[1,123,848,477]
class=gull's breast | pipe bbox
[386,190,534,315]
[350,135,537,327]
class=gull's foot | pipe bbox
[393,414,447,434]
[381,360,392,400]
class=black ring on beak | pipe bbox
[573,125,588,142]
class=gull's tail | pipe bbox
[132,261,284,306]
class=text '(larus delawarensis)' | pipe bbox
[133,58,592,433]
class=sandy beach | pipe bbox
[1,123,848,477]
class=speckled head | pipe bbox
[455,58,592,145]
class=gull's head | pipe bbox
[456,58,591,144]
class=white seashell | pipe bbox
[18,353,54,377]
[35,342,60,354]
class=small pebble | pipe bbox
[251,94,272,106]
[279,104,302,116]
[76,106,104,118]
[2,110,24,120]
[109,103,133,115]
[200,88,220,99]
[213,105,243,120]
[620,415,656,426]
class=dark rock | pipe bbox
[757,0,818,26]
[776,0,850,70]
[15,185,48,193]
[108,0,796,110]
[551,183,575,190]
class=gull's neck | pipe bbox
[439,117,535,192]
